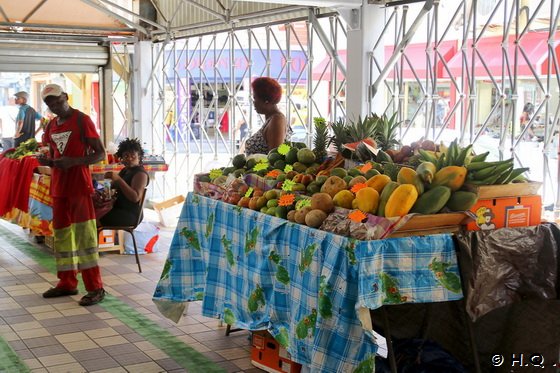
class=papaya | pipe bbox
[354,187,379,214]
[384,184,418,217]
[364,168,380,179]
[429,166,467,191]
[366,174,392,193]
[397,167,417,185]
[446,191,478,211]
[377,181,399,217]
[411,186,451,214]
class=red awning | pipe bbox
[385,40,456,80]
[312,50,347,81]
[312,41,456,81]
[444,31,559,78]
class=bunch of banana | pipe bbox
[418,139,473,170]
[466,158,530,185]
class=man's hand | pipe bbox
[36,155,53,167]
[52,157,78,169]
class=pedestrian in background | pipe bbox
[37,83,107,306]
[14,91,42,147]
[520,102,535,140]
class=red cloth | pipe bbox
[44,110,98,197]
[0,156,21,215]
[13,156,39,213]
[220,111,229,133]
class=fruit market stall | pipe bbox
[151,115,557,371]
[0,141,168,238]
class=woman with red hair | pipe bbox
[243,77,290,154]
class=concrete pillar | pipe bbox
[345,1,385,121]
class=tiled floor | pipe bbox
[0,214,263,373]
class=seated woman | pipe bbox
[99,138,149,227]
[243,77,291,155]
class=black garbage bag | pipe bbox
[375,338,467,373]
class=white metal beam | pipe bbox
[234,0,361,7]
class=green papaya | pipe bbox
[377,181,399,217]
[446,191,478,211]
[410,186,451,214]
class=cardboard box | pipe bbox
[153,195,185,227]
[467,195,542,231]
[251,331,302,373]
[98,230,115,248]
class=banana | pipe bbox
[492,160,515,176]
[503,167,530,184]
[466,158,513,171]
[471,165,497,180]
[479,171,504,185]
[438,141,448,155]
[446,140,458,166]
[470,151,490,163]
[418,149,438,164]
[436,153,446,170]
[494,165,514,184]
[455,144,473,166]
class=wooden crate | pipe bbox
[388,212,473,238]
[153,195,185,227]
[464,181,542,199]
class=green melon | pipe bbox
[232,154,246,169]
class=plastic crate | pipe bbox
[251,331,301,373]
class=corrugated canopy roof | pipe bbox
[0,0,336,43]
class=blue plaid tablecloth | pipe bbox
[153,193,463,372]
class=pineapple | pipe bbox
[375,113,400,150]
[330,118,352,158]
[313,117,330,162]
[348,114,378,142]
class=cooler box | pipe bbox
[467,195,542,230]
[251,331,301,373]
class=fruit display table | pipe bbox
[0,156,168,239]
[152,193,464,372]
[90,163,169,175]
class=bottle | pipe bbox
[103,179,112,198]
